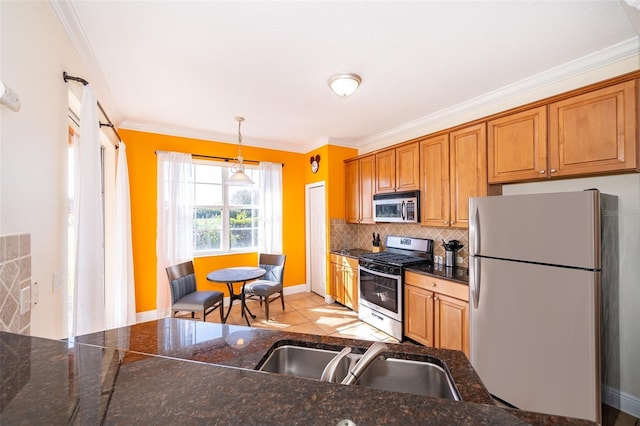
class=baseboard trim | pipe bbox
[135,284,312,324]
[604,385,640,418]
[136,310,158,323]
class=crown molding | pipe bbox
[48,0,121,124]
[357,36,640,153]
[119,121,313,153]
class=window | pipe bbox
[193,161,260,254]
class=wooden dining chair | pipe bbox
[165,260,224,322]
[243,254,286,321]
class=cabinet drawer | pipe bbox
[330,254,359,269]
[405,271,468,302]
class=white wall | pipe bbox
[0,1,87,339]
[503,174,640,416]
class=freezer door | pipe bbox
[469,257,600,422]
[469,191,599,269]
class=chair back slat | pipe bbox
[166,261,195,282]
[258,254,286,284]
[169,274,197,304]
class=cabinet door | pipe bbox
[404,285,434,347]
[488,106,548,183]
[434,294,469,358]
[359,155,376,224]
[549,80,639,177]
[330,262,344,304]
[344,159,360,224]
[343,257,359,311]
[395,142,420,191]
[420,134,450,227]
[375,149,396,193]
[449,123,487,228]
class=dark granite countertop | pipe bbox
[406,263,469,285]
[0,321,594,425]
[330,248,372,258]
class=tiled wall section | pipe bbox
[330,219,469,267]
[0,234,31,334]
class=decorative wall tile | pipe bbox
[330,221,469,267]
[0,234,31,335]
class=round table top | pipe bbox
[206,267,266,283]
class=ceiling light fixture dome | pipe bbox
[226,116,255,186]
[328,73,361,97]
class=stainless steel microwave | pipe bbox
[373,190,420,223]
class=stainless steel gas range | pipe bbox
[358,236,433,340]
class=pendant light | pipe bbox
[226,116,255,185]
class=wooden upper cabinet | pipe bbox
[359,155,376,224]
[375,149,396,193]
[395,142,420,191]
[449,123,488,228]
[344,159,360,224]
[420,134,451,227]
[549,80,639,177]
[488,106,548,183]
[375,142,420,193]
[345,155,375,224]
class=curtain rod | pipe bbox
[62,72,122,146]
[155,150,284,167]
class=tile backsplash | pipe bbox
[330,219,469,267]
[0,234,31,334]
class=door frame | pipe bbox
[305,181,329,300]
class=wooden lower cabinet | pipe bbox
[330,254,359,311]
[404,271,469,358]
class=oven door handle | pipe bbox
[359,265,401,280]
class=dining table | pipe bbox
[206,267,266,326]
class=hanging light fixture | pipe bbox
[226,116,255,185]
[328,73,361,97]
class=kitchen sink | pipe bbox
[256,343,461,400]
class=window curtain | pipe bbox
[156,151,194,318]
[107,141,136,328]
[258,162,283,253]
[72,85,105,336]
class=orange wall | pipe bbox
[122,129,307,313]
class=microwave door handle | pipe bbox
[401,201,406,220]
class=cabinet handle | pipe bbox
[539,170,545,174]
[444,221,448,224]
[428,295,432,299]
[432,282,437,287]
[451,221,455,225]
[550,168,557,173]
[434,296,438,301]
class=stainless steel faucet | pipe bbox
[340,342,389,385]
[320,346,352,383]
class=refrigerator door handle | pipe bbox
[470,256,480,308]
[470,203,480,256]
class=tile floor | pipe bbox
[207,291,400,344]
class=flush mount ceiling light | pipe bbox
[226,116,255,186]
[328,73,361,97]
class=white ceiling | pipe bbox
[53,1,640,153]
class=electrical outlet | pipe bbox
[435,255,443,264]
[32,281,39,305]
[20,287,31,314]
[457,256,463,264]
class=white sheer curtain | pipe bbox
[73,85,105,336]
[258,162,283,253]
[107,141,136,328]
[156,151,194,318]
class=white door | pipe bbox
[306,183,326,297]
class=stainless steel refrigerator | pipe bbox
[468,190,618,423]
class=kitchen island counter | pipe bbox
[1,320,593,425]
